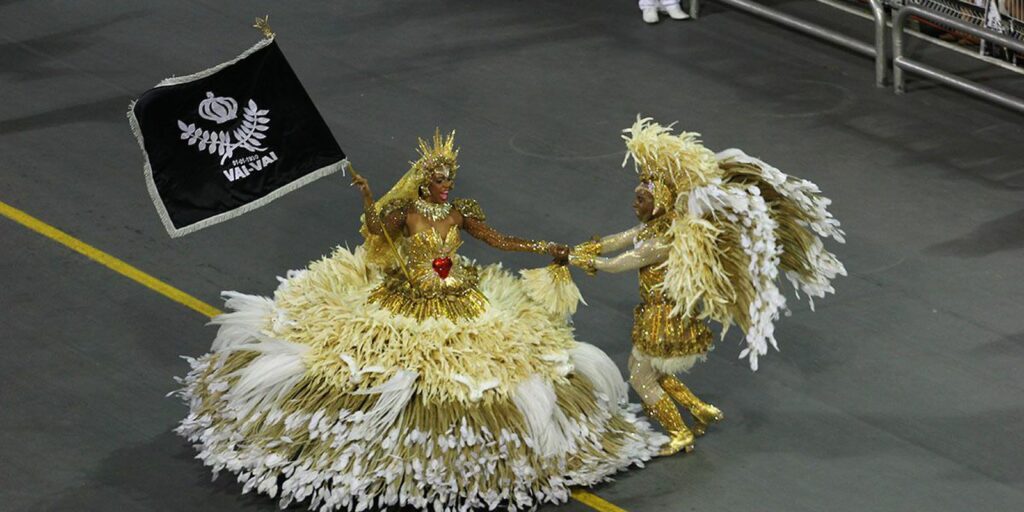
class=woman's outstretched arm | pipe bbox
[596,225,644,254]
[462,215,568,261]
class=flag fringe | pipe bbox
[156,36,276,88]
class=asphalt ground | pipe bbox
[1,1,1023,511]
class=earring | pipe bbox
[419,185,429,197]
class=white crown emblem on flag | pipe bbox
[178,96,270,165]
[198,92,238,124]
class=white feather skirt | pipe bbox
[174,245,664,512]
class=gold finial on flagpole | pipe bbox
[253,15,274,38]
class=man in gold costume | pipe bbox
[569,147,723,456]
[570,117,846,456]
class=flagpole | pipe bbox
[379,212,413,283]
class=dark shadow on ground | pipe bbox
[924,207,1024,257]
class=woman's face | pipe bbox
[424,168,453,203]
[633,188,655,222]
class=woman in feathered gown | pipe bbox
[174,130,665,512]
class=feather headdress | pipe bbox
[622,116,720,213]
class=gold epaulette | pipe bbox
[451,198,486,221]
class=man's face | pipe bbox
[633,188,655,222]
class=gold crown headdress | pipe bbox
[411,128,460,182]
[622,116,720,214]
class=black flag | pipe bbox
[129,37,346,237]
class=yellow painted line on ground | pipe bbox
[1,198,627,512]
[572,490,628,512]
[0,200,222,318]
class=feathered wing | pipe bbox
[716,149,846,306]
[660,150,845,370]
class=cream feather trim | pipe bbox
[631,348,705,375]
[519,264,586,320]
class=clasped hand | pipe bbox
[549,243,570,265]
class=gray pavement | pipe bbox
[1,1,1022,511]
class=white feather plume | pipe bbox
[223,337,310,421]
[350,370,418,441]
[568,343,628,406]
[338,353,386,384]
[511,375,572,458]
[210,291,275,352]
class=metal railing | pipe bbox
[902,0,1024,76]
[893,5,1024,113]
[693,0,1024,113]
[692,0,889,86]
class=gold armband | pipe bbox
[575,239,602,258]
[568,253,597,275]
[569,240,601,275]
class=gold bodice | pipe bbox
[638,263,668,304]
[632,215,713,358]
[368,227,489,321]
[635,215,672,304]
[403,227,470,289]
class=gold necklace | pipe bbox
[414,198,452,222]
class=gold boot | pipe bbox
[658,375,724,437]
[644,395,695,456]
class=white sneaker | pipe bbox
[642,8,660,24]
[664,4,691,20]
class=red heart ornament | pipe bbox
[432,257,453,279]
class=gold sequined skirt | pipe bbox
[632,301,713,359]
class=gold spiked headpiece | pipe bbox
[411,128,460,183]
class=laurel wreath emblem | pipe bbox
[178,99,270,165]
